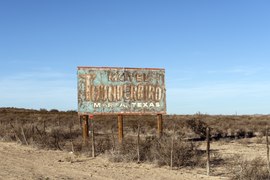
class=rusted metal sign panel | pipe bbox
[77,67,166,115]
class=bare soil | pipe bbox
[2,138,266,180]
[0,141,236,180]
[0,109,268,180]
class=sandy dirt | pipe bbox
[0,141,233,180]
[0,138,266,180]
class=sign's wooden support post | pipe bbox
[157,114,163,138]
[137,121,140,163]
[82,115,89,145]
[118,114,124,144]
[206,127,210,176]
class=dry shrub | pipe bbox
[106,135,203,168]
[150,136,203,167]
[106,137,138,162]
[29,126,64,149]
[211,129,224,140]
[255,136,265,144]
[230,157,269,180]
[95,135,113,154]
[238,138,251,146]
[245,130,254,138]
[234,129,246,139]
[186,118,207,140]
[31,124,81,150]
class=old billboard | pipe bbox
[77,67,166,115]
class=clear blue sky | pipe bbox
[0,1,270,114]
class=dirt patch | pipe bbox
[0,141,228,180]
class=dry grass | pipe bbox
[228,156,269,180]
[1,107,270,177]
[105,135,204,168]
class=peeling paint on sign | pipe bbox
[77,67,166,115]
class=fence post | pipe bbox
[266,127,270,176]
[21,126,29,145]
[71,141,74,152]
[206,127,210,176]
[90,115,95,157]
[170,122,176,170]
[57,115,60,126]
[118,114,124,144]
[111,125,116,151]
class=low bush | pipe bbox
[106,135,204,168]
[186,118,208,140]
[230,157,269,180]
[150,136,203,167]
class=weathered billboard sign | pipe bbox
[77,67,166,115]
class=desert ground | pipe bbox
[0,140,220,180]
[0,138,267,180]
[0,108,270,180]
[0,141,212,180]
